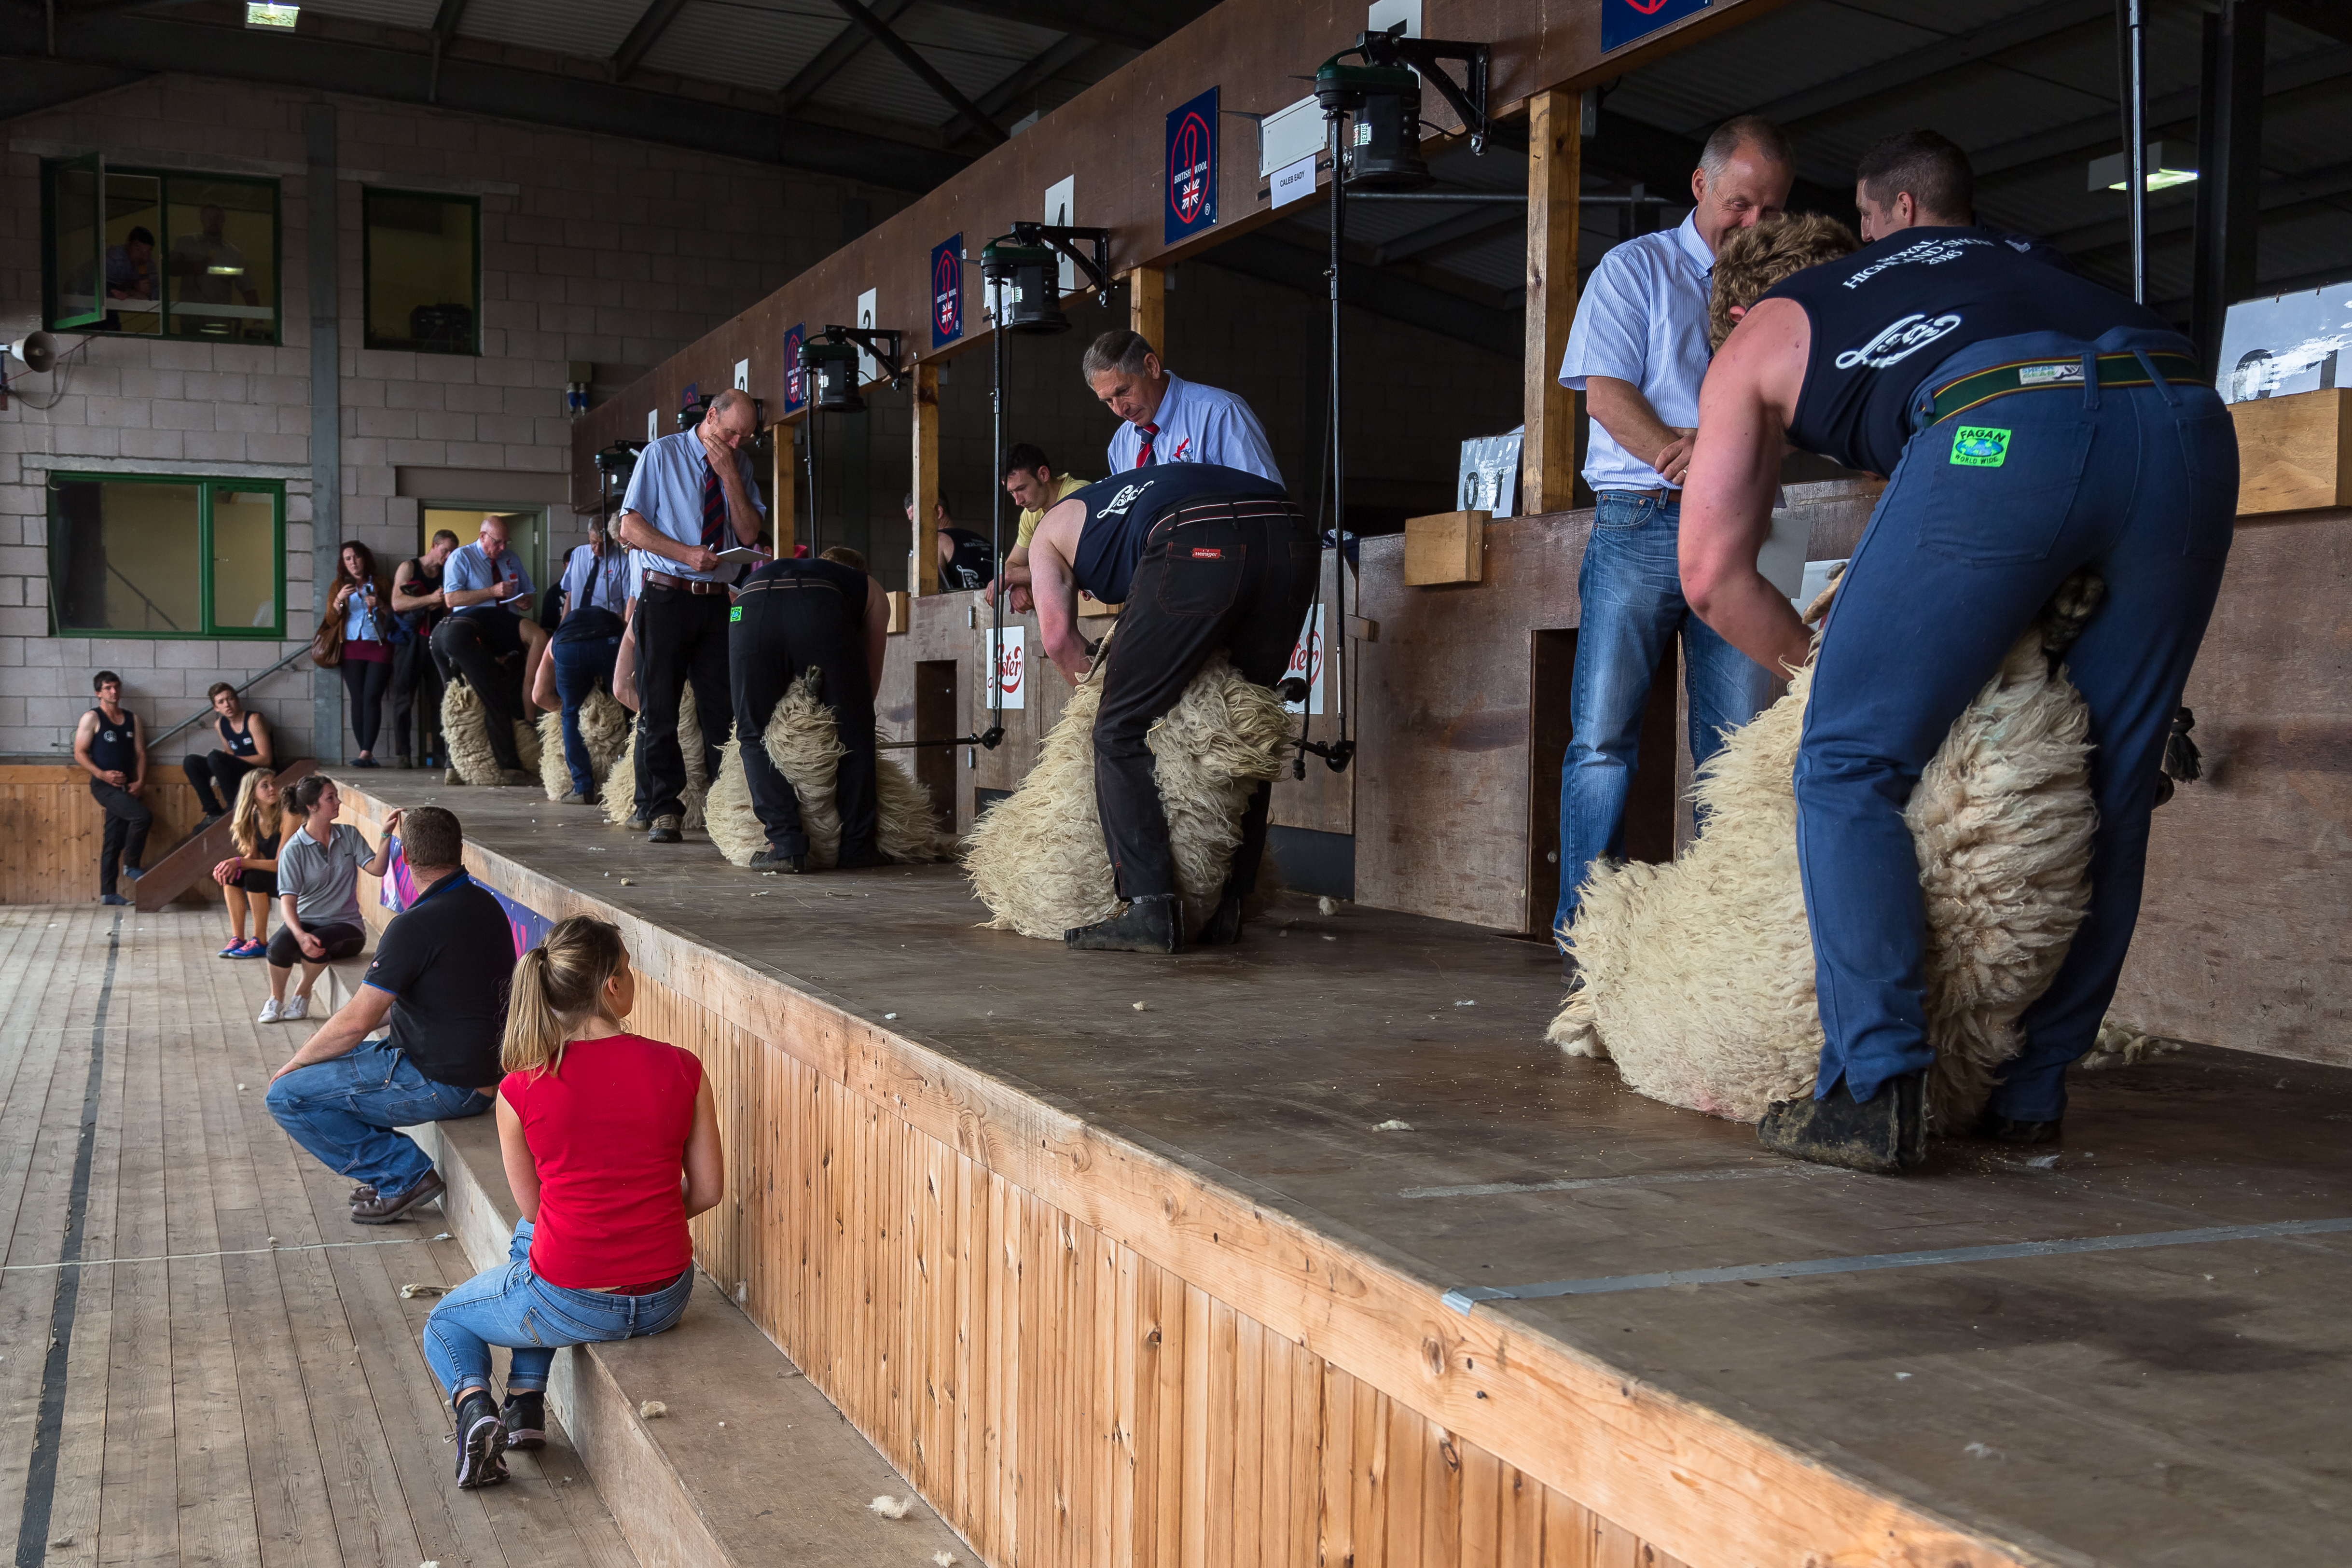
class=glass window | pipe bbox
[48,475,285,639]
[41,160,280,343]
[363,189,479,355]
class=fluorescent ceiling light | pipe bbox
[207,265,246,276]
[2088,142,2197,193]
[245,3,299,29]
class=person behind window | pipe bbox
[332,541,397,768]
[261,775,393,1023]
[102,225,156,331]
[73,669,148,906]
[167,203,259,337]
[182,681,274,823]
[211,766,293,959]
[392,529,460,769]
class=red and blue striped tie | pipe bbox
[701,461,726,554]
[1133,422,1158,469]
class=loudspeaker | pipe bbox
[7,332,58,374]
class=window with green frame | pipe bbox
[363,188,480,355]
[48,475,286,639]
[40,157,282,344]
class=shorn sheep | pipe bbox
[440,677,542,786]
[536,687,633,802]
[1549,572,2108,1131]
[962,639,1293,942]
[705,668,957,868]
[599,686,710,832]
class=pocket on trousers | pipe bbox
[1911,416,2096,565]
[2175,409,2240,560]
[1157,543,1247,616]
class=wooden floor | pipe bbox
[0,906,641,1568]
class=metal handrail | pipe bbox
[145,639,318,750]
[105,561,182,632]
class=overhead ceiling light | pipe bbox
[244,3,299,29]
[2088,141,2197,193]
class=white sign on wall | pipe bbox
[2216,281,2352,402]
[1259,97,1324,180]
[855,288,879,384]
[985,626,1026,710]
[1044,176,1076,291]
[1271,154,1317,210]
[1283,602,1327,716]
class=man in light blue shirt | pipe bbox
[1551,114,1795,981]
[429,514,544,785]
[1083,331,1281,485]
[614,389,767,840]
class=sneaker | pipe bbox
[501,1392,546,1451]
[100,893,131,907]
[200,810,229,829]
[280,994,308,1021]
[218,939,247,958]
[351,1167,444,1225]
[234,938,267,959]
[121,865,144,883]
[1065,893,1183,954]
[257,997,283,1024]
[353,756,381,769]
[647,814,682,845]
[452,1391,509,1489]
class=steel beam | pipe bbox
[2191,0,2268,365]
[1208,229,1520,359]
[1373,204,1524,266]
[777,0,915,115]
[918,0,1213,54]
[2053,158,2352,255]
[1750,0,2112,131]
[609,0,692,82]
[828,0,1007,145]
[940,31,1102,144]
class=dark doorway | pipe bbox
[1526,629,1682,940]
[914,658,959,834]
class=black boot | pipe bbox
[1974,1111,2062,1145]
[749,846,808,873]
[1065,893,1183,954]
[1757,1070,1927,1175]
[1194,893,1244,947]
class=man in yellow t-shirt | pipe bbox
[983,443,1089,614]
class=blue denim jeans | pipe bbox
[264,1040,488,1192]
[1797,328,2235,1121]
[1556,491,1776,941]
[422,1218,694,1397]
[551,634,622,797]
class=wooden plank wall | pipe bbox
[0,767,214,905]
[623,964,1692,1568]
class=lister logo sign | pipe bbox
[986,626,1026,710]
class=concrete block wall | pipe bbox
[1,73,900,763]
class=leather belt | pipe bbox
[1926,350,2205,425]
[644,570,727,596]
[1604,486,1676,502]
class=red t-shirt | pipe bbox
[499,1032,703,1291]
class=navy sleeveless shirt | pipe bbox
[1066,464,1287,604]
[87,708,139,774]
[1758,226,2180,476]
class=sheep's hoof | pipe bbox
[1757,1070,1926,1175]
[1066,895,1183,955]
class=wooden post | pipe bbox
[1522,87,1580,516]
[769,422,797,558]
[911,361,941,595]
[1130,265,1165,352]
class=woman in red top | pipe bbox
[421,915,723,1488]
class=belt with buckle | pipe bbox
[1926,351,2205,426]
[644,569,727,596]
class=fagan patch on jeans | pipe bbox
[730,605,743,621]
[1951,426,2011,467]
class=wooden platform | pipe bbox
[337,778,2352,1568]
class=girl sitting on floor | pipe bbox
[420,915,724,1488]
[211,768,293,958]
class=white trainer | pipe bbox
[257,997,283,1024]
[281,994,308,1021]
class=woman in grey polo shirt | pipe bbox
[264,774,399,1024]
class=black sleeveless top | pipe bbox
[1759,226,2179,476]
[398,558,443,628]
[87,708,139,774]
[216,711,259,758]
[1067,465,1286,605]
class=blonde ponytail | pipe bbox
[501,915,629,1078]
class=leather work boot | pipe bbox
[496,768,536,787]
[1066,894,1183,954]
[1194,892,1245,947]
[1975,1112,2062,1145]
[749,847,808,873]
[647,814,683,845]
[1757,1070,1927,1175]
[351,1168,445,1224]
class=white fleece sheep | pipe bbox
[536,687,633,801]
[439,679,543,786]
[963,641,1294,941]
[1548,576,2103,1130]
[599,686,710,831]
[705,669,956,868]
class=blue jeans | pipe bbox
[264,1041,488,1192]
[1556,491,1776,941]
[551,634,621,797]
[422,1218,694,1398]
[1797,328,2235,1121]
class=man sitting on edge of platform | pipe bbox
[1027,462,1314,954]
[431,514,542,787]
[266,803,514,1223]
[1678,129,2236,1174]
[615,388,768,844]
[980,442,1091,615]
[730,545,891,873]
[1084,330,1281,485]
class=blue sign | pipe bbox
[1602,0,1710,52]
[1164,87,1218,245]
[931,235,963,348]
[782,323,806,414]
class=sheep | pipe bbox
[962,639,1294,942]
[536,687,633,802]
[439,678,541,786]
[706,669,956,868]
[1547,573,2104,1132]
[599,685,710,832]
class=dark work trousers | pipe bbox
[90,779,152,896]
[729,573,878,862]
[391,623,444,763]
[339,656,393,754]
[1093,498,1318,901]
[635,585,733,823]
[430,613,526,770]
[551,633,621,797]
[181,750,255,817]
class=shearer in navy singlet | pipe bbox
[1673,130,2237,1174]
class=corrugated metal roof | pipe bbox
[459,0,645,62]
[639,0,846,94]
[299,0,443,29]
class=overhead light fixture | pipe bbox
[245,3,299,29]
[2089,141,2197,193]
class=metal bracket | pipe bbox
[820,323,907,389]
[1359,22,1493,153]
[1010,222,1114,302]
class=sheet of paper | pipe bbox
[714,546,773,566]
